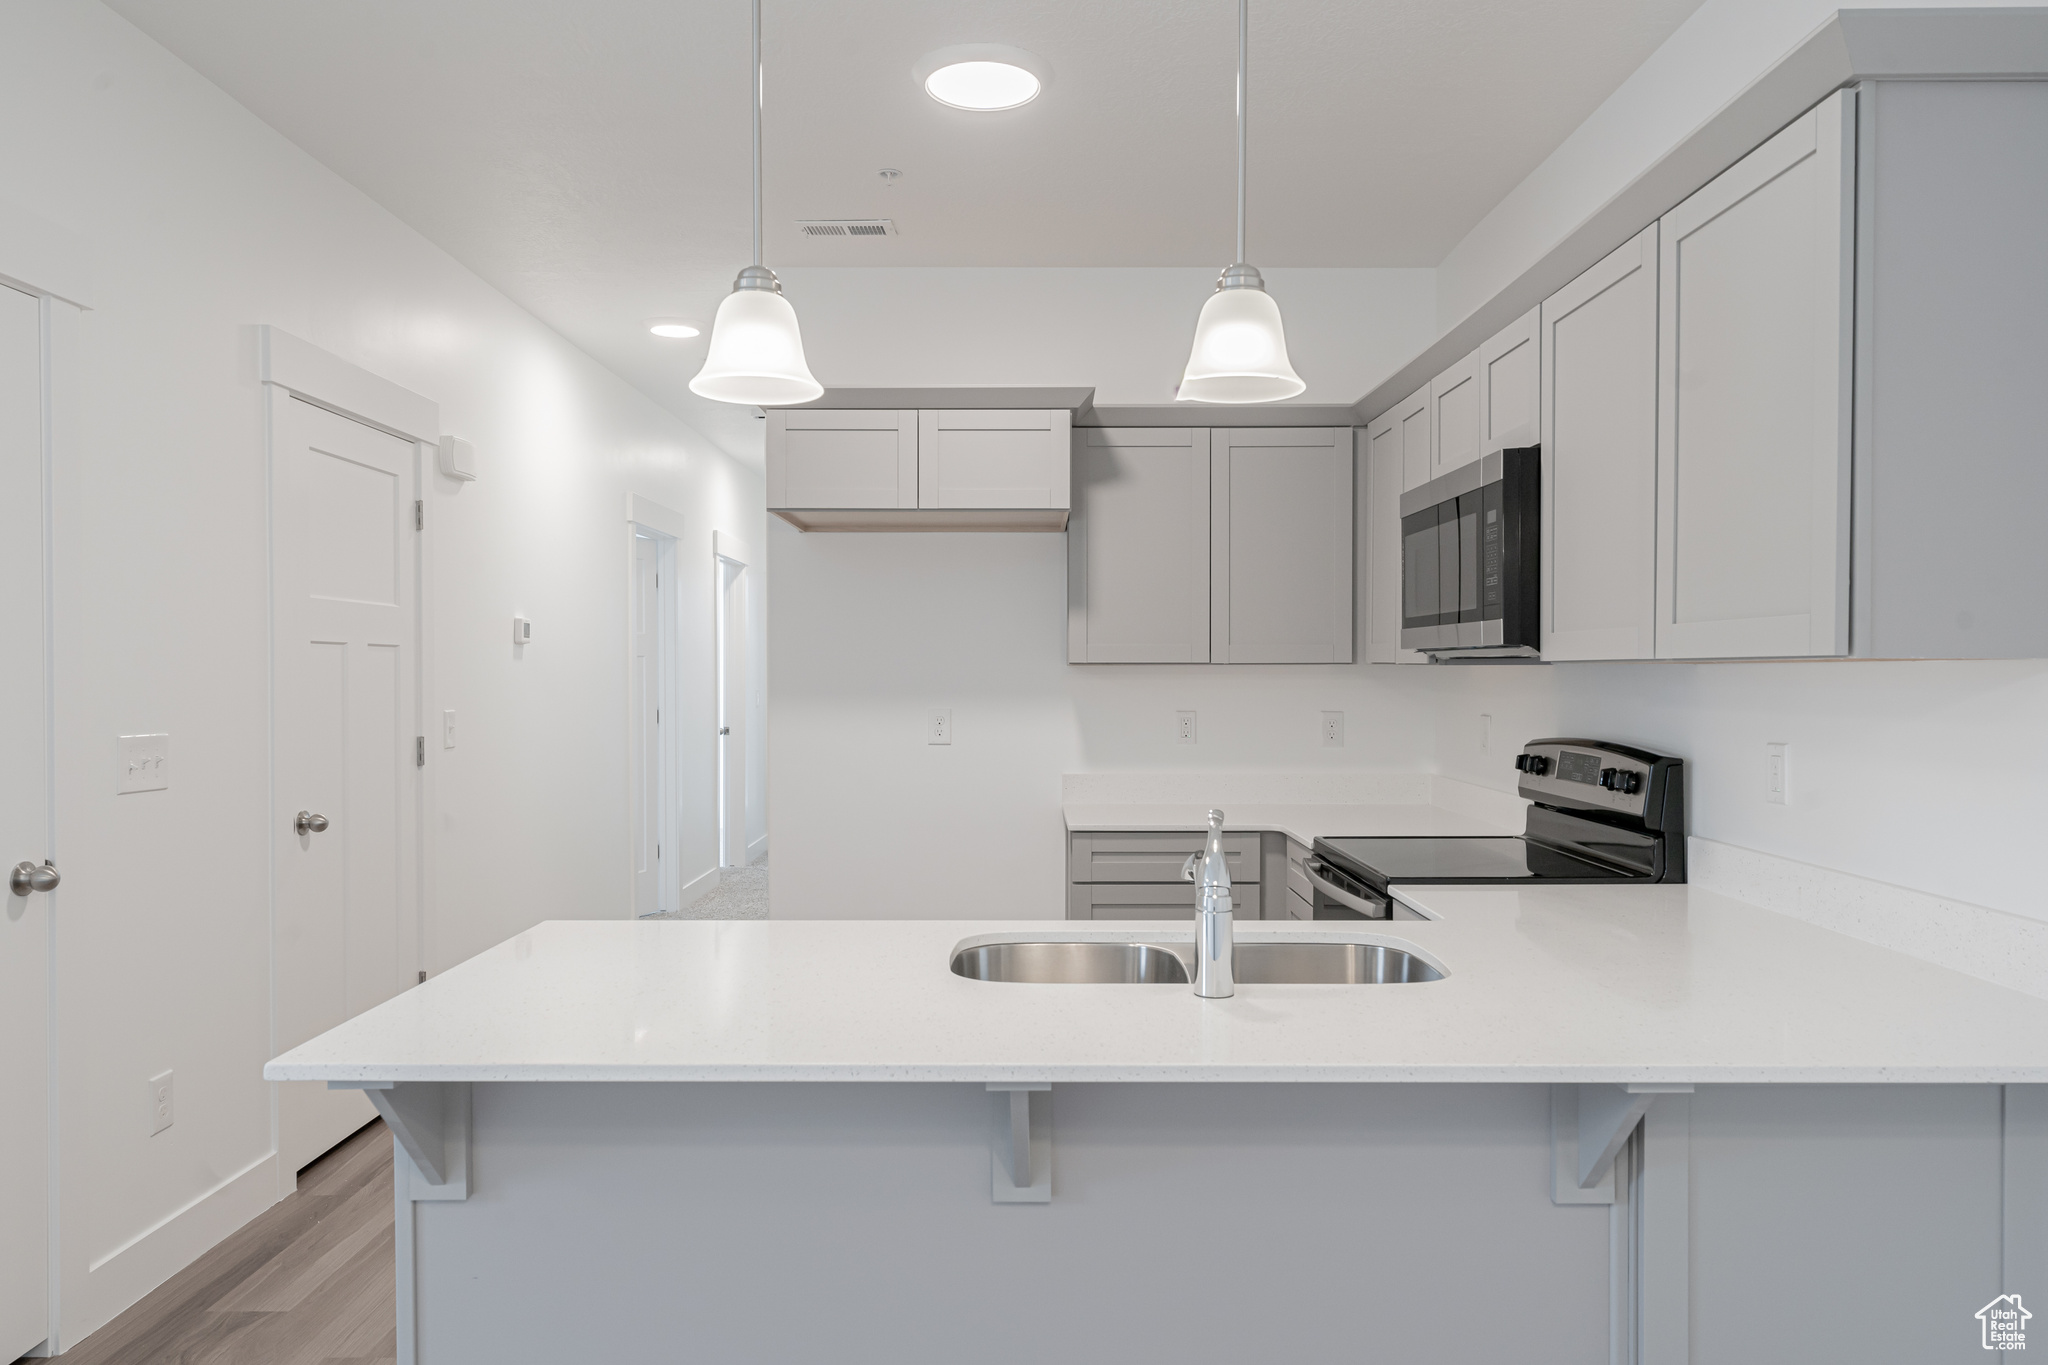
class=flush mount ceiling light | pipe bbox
[691,0,823,407]
[914,45,1048,112]
[1177,0,1305,405]
[647,320,701,339]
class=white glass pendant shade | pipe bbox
[1177,279,1305,404]
[689,277,823,406]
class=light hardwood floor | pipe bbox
[48,1119,395,1365]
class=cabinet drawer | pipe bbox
[1069,830,1260,884]
[1068,881,1261,921]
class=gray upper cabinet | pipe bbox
[1655,91,1855,659]
[1477,306,1540,453]
[1430,350,1481,480]
[1210,428,1355,664]
[1067,428,1211,663]
[916,409,1071,511]
[1365,411,1426,664]
[768,408,1070,530]
[1541,223,1659,661]
[1394,384,1432,492]
[766,409,918,517]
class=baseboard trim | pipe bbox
[746,834,768,863]
[75,1151,279,1348]
[1690,837,2048,1000]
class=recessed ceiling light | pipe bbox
[647,320,700,339]
[914,45,1048,113]
[926,61,1038,110]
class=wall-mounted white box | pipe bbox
[438,434,478,481]
[118,733,169,794]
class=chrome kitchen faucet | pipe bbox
[1181,809,1236,998]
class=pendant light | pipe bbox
[690,0,823,406]
[1176,0,1305,404]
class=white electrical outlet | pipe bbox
[1176,711,1197,744]
[1480,714,1492,751]
[1321,712,1345,747]
[118,733,170,794]
[443,709,457,749]
[928,709,952,745]
[1766,742,1791,805]
[148,1070,174,1136]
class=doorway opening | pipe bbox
[631,527,677,916]
[715,541,750,870]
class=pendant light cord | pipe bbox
[1236,0,1247,264]
[752,0,763,269]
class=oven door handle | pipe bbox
[1303,858,1389,918]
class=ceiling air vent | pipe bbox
[797,219,898,238]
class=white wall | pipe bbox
[4,0,761,1349]
[1433,0,2046,330]
[764,267,1437,920]
[1421,660,2048,922]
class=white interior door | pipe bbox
[631,530,677,914]
[717,553,748,869]
[0,283,51,1360]
[272,393,418,1175]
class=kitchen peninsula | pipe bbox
[269,887,2048,1364]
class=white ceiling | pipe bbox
[108,0,1705,459]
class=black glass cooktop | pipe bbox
[1315,836,1642,884]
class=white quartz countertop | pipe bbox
[1062,802,1515,844]
[266,884,2048,1086]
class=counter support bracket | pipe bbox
[330,1080,471,1200]
[988,1083,1051,1203]
[1552,1083,1692,1204]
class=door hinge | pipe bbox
[415,736,425,767]
[415,499,423,531]
[417,969,427,984]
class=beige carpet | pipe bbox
[647,852,768,920]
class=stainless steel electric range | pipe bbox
[1304,738,1686,919]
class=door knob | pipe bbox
[295,811,330,835]
[10,860,59,896]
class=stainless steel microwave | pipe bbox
[1400,445,1540,657]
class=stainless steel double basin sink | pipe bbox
[950,938,1444,985]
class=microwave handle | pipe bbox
[1303,858,1389,918]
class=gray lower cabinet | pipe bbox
[1068,830,1265,920]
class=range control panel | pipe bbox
[1514,739,1682,828]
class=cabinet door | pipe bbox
[1541,223,1659,660]
[917,409,1070,509]
[1478,306,1540,452]
[1067,428,1211,663]
[765,409,917,509]
[1431,349,1481,478]
[1211,427,1353,664]
[1656,91,1854,659]
[1365,411,1427,664]
[1395,384,1432,492]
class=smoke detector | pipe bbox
[796,219,898,238]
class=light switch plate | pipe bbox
[1766,742,1790,805]
[442,709,457,749]
[118,734,170,794]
